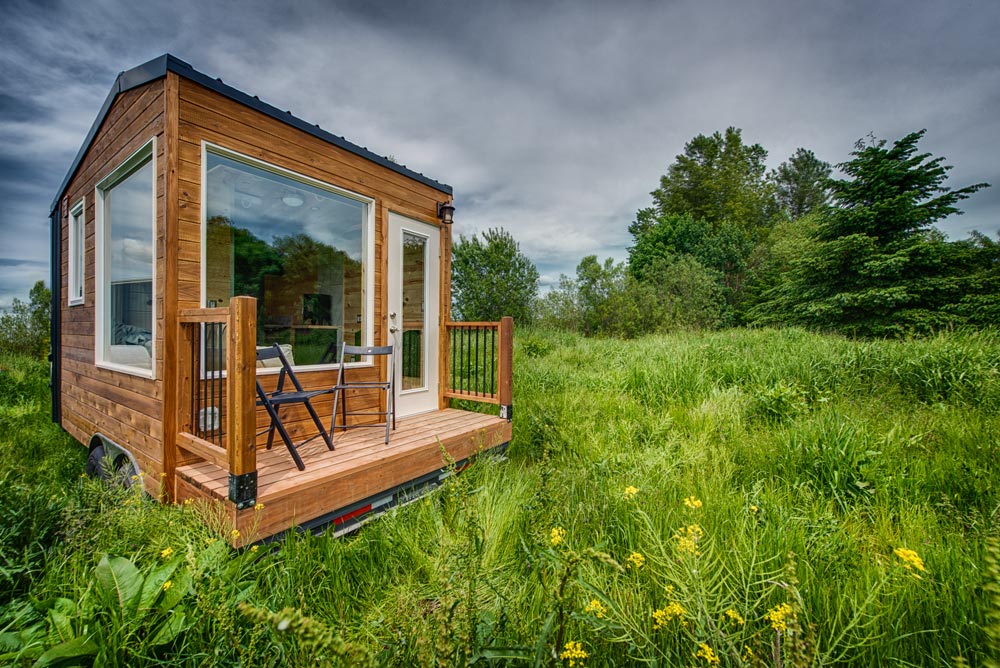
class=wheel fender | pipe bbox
[86,434,141,486]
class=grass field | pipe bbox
[1,327,998,666]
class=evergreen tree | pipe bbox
[752,130,989,337]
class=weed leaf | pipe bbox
[149,611,187,647]
[95,555,142,616]
[138,559,181,613]
[30,636,98,667]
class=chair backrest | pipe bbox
[341,344,393,357]
[336,344,393,387]
[256,343,305,393]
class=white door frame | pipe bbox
[387,212,440,417]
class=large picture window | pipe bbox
[96,139,156,374]
[204,147,372,367]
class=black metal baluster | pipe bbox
[191,325,198,437]
[204,323,219,445]
[490,326,495,398]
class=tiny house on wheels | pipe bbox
[49,54,513,544]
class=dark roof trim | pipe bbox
[51,54,451,212]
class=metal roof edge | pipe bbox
[49,54,170,213]
[51,53,452,212]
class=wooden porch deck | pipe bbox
[175,408,511,542]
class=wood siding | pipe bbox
[58,80,167,495]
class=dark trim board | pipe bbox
[49,204,61,426]
[50,54,452,214]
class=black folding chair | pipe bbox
[331,344,395,444]
[255,344,334,470]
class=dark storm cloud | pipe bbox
[1,0,998,306]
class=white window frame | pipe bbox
[200,141,376,372]
[68,197,85,306]
[94,137,157,378]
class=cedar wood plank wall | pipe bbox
[60,81,167,496]
[59,74,452,496]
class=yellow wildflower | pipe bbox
[160,547,174,559]
[183,498,193,505]
[742,645,754,661]
[584,599,607,619]
[766,602,794,632]
[627,552,645,569]
[624,485,639,500]
[683,496,703,509]
[894,547,926,577]
[652,601,687,630]
[131,475,139,481]
[550,526,566,547]
[673,524,704,556]
[749,504,759,513]
[231,529,241,539]
[560,640,587,666]
[254,502,266,511]
[162,580,173,592]
[205,537,216,545]
[724,608,745,625]
[250,545,259,553]
[695,642,720,666]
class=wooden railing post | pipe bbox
[498,316,514,421]
[227,296,257,509]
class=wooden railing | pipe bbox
[444,316,513,420]
[176,296,258,509]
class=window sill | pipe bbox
[96,360,155,380]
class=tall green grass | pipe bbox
[1,329,998,666]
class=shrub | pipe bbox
[0,281,50,359]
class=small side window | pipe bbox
[68,198,85,305]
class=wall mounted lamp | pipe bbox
[437,201,455,225]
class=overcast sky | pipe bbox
[1,0,998,308]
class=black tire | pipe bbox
[85,444,108,480]
[113,455,138,488]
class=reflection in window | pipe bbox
[100,152,154,370]
[401,231,426,390]
[205,150,368,366]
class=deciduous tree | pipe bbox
[451,228,539,324]
[774,148,832,219]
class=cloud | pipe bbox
[0,0,997,309]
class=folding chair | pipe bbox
[255,343,335,470]
[330,344,395,444]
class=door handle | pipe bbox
[389,326,399,333]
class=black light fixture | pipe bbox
[437,201,455,225]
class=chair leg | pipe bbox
[304,398,335,451]
[260,400,306,471]
[341,387,348,433]
[266,413,277,451]
[330,387,341,435]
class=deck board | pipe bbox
[175,408,510,542]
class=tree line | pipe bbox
[454,128,997,338]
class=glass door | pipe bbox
[388,212,440,416]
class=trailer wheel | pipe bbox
[114,455,139,488]
[85,443,109,480]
